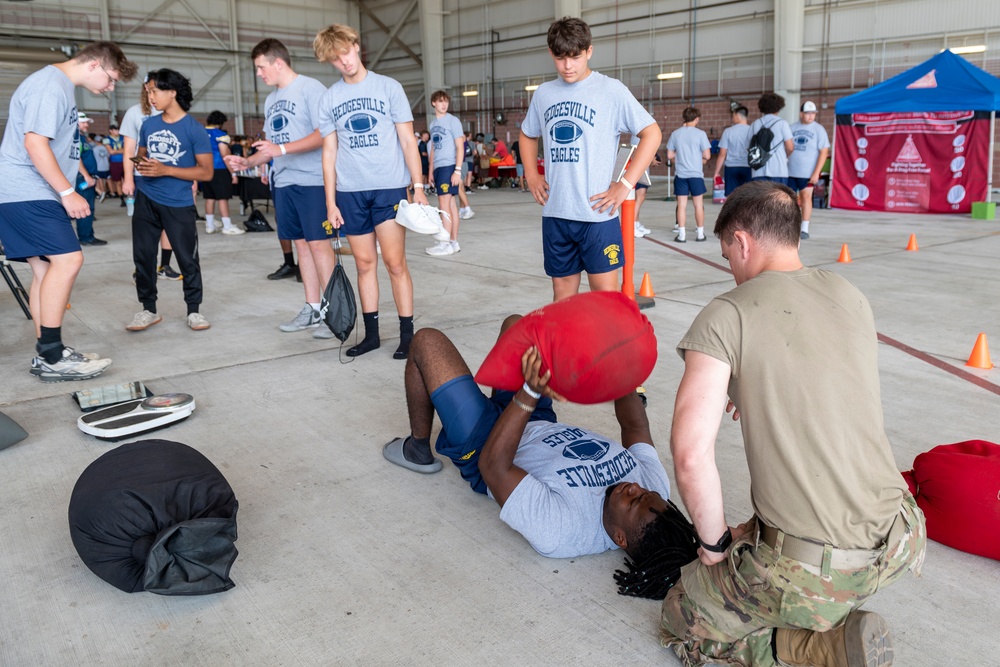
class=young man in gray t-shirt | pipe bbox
[749,92,794,182]
[225,39,338,339]
[713,106,753,196]
[425,90,467,257]
[666,107,712,242]
[520,17,660,302]
[787,101,831,240]
[0,42,136,382]
[315,24,428,360]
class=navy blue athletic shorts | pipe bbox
[274,185,331,241]
[674,176,707,197]
[723,166,753,195]
[787,176,813,192]
[752,176,789,187]
[542,216,623,278]
[335,187,408,236]
[432,374,556,494]
[433,165,459,197]
[0,200,80,260]
[635,180,649,191]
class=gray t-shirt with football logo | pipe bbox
[788,120,831,178]
[429,112,464,168]
[0,66,79,204]
[521,71,655,222]
[265,74,327,189]
[317,70,413,192]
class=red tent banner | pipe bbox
[830,110,990,213]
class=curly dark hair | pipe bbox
[206,110,228,126]
[147,68,194,112]
[614,500,699,600]
[547,17,592,57]
[758,92,786,115]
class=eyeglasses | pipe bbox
[99,63,119,87]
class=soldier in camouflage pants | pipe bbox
[660,493,925,665]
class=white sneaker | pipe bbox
[634,222,648,238]
[425,241,455,256]
[450,240,461,253]
[673,222,680,232]
[477,184,488,190]
[280,305,321,332]
[187,312,211,330]
[29,348,112,382]
[222,226,245,235]
[205,222,218,234]
[460,208,475,220]
[126,310,162,331]
[636,220,652,236]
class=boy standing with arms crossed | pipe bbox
[425,90,465,257]
[667,107,711,243]
[0,42,136,381]
[520,17,660,302]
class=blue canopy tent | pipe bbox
[834,49,1000,203]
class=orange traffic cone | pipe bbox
[837,244,852,263]
[905,234,919,251]
[966,333,993,369]
[639,272,655,298]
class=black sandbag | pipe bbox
[320,235,357,342]
[68,439,239,595]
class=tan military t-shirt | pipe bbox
[678,267,905,549]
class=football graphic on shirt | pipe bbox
[270,114,289,133]
[562,438,611,462]
[346,113,378,133]
[550,120,583,145]
[146,129,187,165]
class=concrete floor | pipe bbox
[1,185,998,666]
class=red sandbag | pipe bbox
[475,291,658,404]
[902,440,1000,561]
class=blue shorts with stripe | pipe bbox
[432,375,556,494]
[335,187,408,236]
[433,165,459,197]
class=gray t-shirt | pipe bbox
[788,120,831,178]
[92,142,111,172]
[719,124,753,168]
[521,71,655,222]
[119,104,162,144]
[495,420,672,558]
[0,66,79,204]
[265,74,326,189]
[318,70,413,192]
[749,114,793,178]
[429,112,464,168]
[666,125,711,179]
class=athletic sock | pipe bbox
[402,435,434,465]
[801,220,810,233]
[283,251,295,267]
[37,326,64,364]
[205,214,215,228]
[308,302,321,314]
[221,216,233,229]
[696,227,705,240]
[394,315,414,360]
[676,227,686,241]
[161,249,173,267]
[347,311,380,357]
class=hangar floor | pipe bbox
[1,184,997,665]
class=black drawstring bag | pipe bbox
[320,231,357,342]
[243,208,273,232]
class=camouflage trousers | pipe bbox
[660,493,926,666]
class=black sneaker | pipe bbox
[267,264,298,280]
[120,198,127,207]
[80,238,108,246]
[157,265,183,280]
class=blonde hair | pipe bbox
[314,24,361,63]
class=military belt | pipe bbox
[759,515,904,571]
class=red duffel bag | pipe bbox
[901,440,1000,561]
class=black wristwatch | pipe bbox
[697,528,733,553]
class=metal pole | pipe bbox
[988,110,995,204]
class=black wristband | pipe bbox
[697,528,733,553]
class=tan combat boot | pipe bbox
[775,611,894,667]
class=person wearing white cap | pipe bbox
[788,101,830,240]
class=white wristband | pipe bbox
[413,182,423,187]
[58,187,75,197]
[454,169,462,173]
[521,382,542,400]
[619,176,635,190]
[279,144,287,156]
